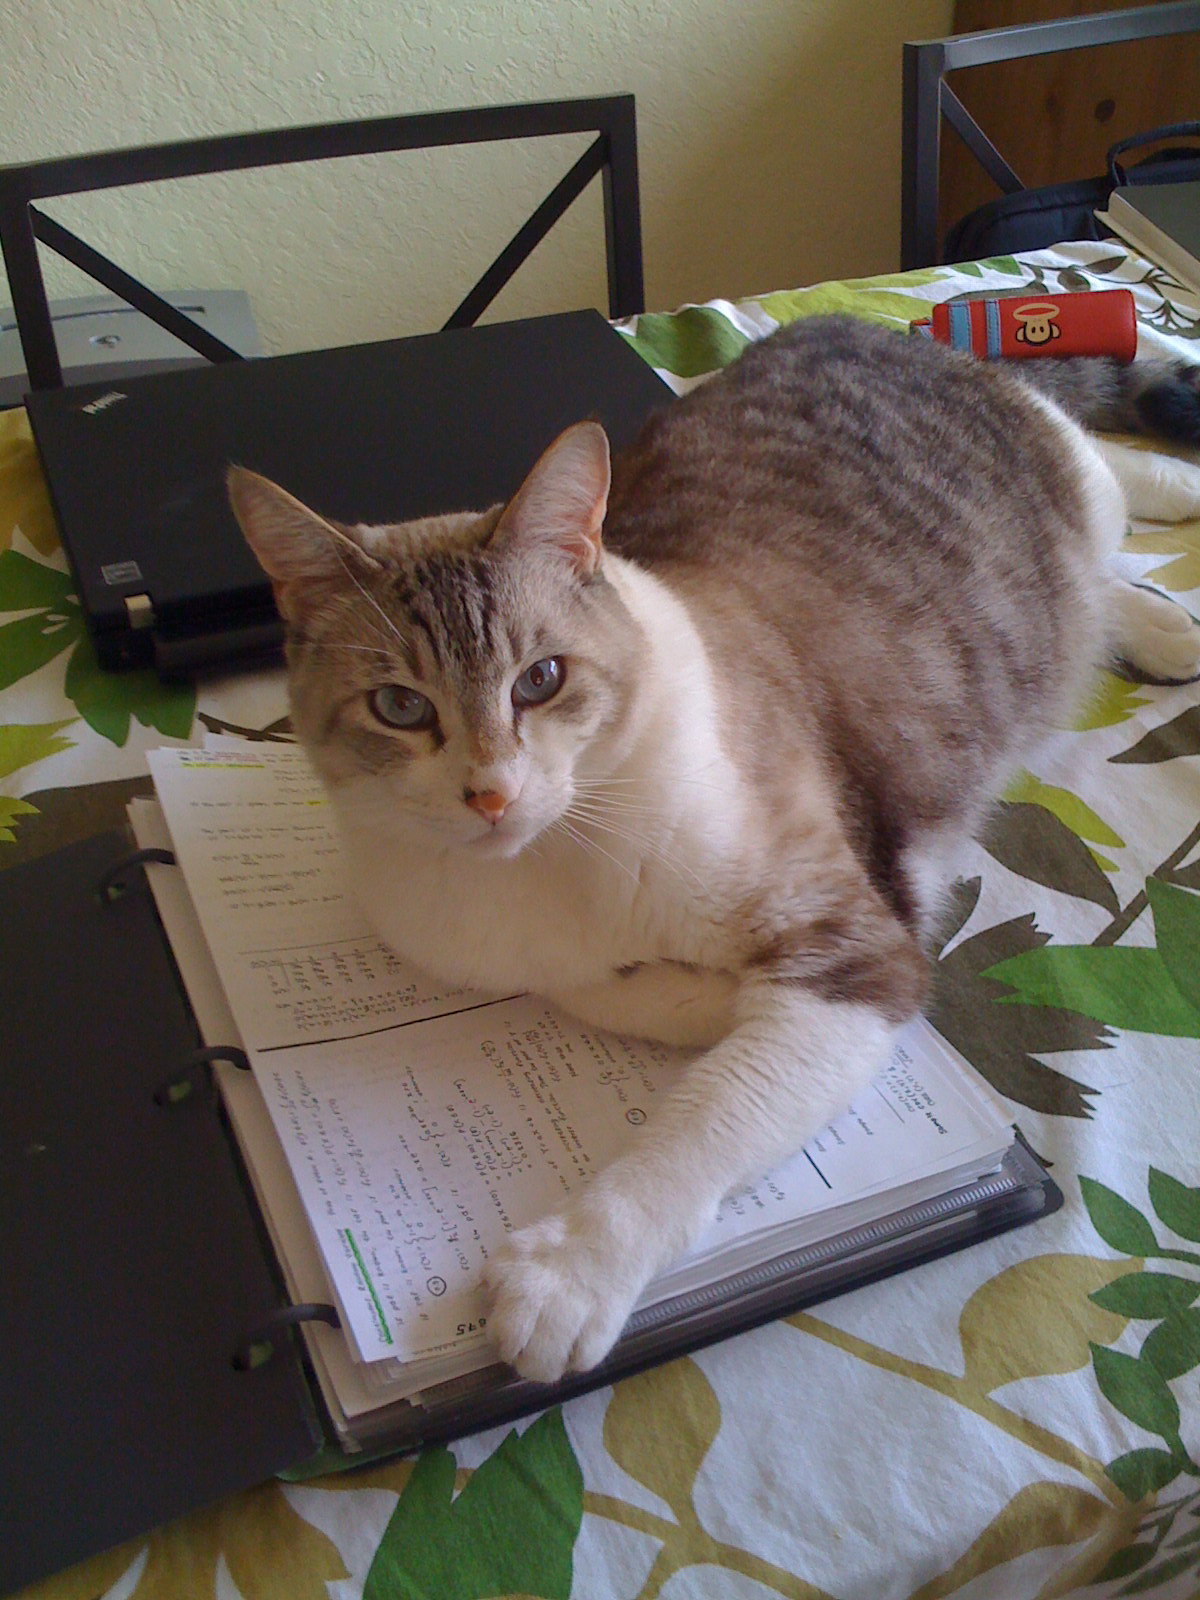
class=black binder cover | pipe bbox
[0,834,320,1595]
[0,833,1063,1594]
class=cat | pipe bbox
[228,313,1200,1383]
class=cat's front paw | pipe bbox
[1114,584,1200,684]
[485,1204,647,1383]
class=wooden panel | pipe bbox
[940,0,1200,244]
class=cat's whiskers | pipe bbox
[568,793,661,820]
[575,772,738,802]
[562,800,705,892]
[326,543,412,658]
[567,784,708,878]
[566,791,672,837]
[569,787,710,856]
[550,815,644,890]
[311,612,402,668]
[572,778,698,817]
[304,640,398,664]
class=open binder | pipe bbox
[1,830,1062,1594]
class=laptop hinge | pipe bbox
[124,592,156,630]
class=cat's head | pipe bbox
[228,423,643,859]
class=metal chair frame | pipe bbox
[0,94,645,390]
[901,1,1200,269]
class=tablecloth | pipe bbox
[4,240,1200,1600]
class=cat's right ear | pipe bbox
[227,467,380,621]
[488,421,611,578]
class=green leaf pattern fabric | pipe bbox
[7,241,1200,1598]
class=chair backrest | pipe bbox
[901,1,1200,269]
[0,95,645,391]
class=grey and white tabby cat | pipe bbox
[229,315,1200,1382]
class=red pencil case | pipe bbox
[910,288,1137,362]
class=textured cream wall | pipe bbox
[2,0,954,356]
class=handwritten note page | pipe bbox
[148,748,1010,1367]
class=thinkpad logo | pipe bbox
[80,391,128,415]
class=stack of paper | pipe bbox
[137,744,1024,1442]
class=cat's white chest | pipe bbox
[338,799,744,1034]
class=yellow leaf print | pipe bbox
[0,409,59,557]
[1074,670,1151,731]
[1004,771,1125,870]
[755,279,938,330]
[959,1253,1139,1394]
[10,1538,140,1600]
[603,1355,721,1516]
[907,1479,1113,1600]
[13,1481,350,1600]
[1124,520,1200,591]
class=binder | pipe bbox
[0,832,1062,1593]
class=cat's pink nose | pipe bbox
[465,789,509,824]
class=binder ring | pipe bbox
[191,1044,251,1073]
[98,847,176,903]
[153,1045,251,1107]
[232,1303,342,1371]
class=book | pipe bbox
[1097,181,1200,295]
[136,744,1059,1447]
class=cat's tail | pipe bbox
[1012,355,1200,446]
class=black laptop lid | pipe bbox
[25,311,672,673]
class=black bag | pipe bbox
[942,121,1200,263]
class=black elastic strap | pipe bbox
[97,847,176,903]
[233,1303,342,1371]
[153,1046,251,1107]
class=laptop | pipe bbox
[23,310,674,676]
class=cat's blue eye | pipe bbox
[512,657,565,708]
[369,684,438,731]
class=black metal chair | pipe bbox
[901,1,1200,270]
[0,95,645,392]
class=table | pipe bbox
[4,240,1200,1600]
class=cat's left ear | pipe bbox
[227,466,382,621]
[489,421,610,578]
